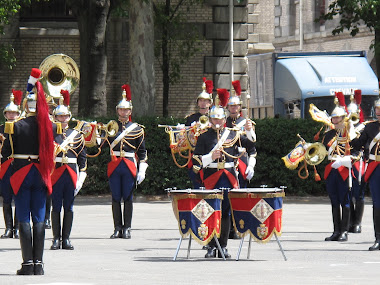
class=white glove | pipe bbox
[245,166,254,180]
[74,172,87,196]
[331,156,351,169]
[176,123,185,130]
[136,162,148,185]
[246,129,256,142]
[245,156,256,180]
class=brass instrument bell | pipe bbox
[304,142,327,165]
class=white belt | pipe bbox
[369,154,380,161]
[13,154,39,160]
[208,162,235,169]
[55,157,77,164]
[112,151,135,158]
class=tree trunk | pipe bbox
[129,0,155,117]
[375,27,380,78]
[161,0,170,118]
[69,0,109,117]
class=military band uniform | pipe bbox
[50,125,87,250]
[0,124,18,238]
[107,120,147,239]
[322,128,351,241]
[192,127,256,257]
[351,120,380,250]
[5,112,54,275]
[225,115,255,188]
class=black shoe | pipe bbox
[337,231,348,242]
[205,247,216,258]
[34,261,44,275]
[229,231,240,240]
[1,228,13,238]
[121,227,131,239]
[44,219,51,229]
[50,238,61,250]
[351,224,361,233]
[325,232,340,241]
[110,229,121,239]
[16,262,34,275]
[62,239,74,250]
[13,229,19,239]
[369,241,380,251]
[218,247,231,259]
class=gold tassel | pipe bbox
[56,122,62,134]
[4,121,14,134]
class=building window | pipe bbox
[20,0,75,21]
[314,0,326,31]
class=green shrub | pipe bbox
[79,116,330,197]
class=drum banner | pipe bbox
[171,193,223,246]
[282,141,305,170]
[229,191,285,243]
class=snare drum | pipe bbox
[167,189,224,246]
[228,188,285,243]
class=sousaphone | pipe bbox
[39,53,80,106]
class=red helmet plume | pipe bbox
[232,80,241,96]
[122,84,132,101]
[217,88,230,108]
[12,89,23,106]
[60,89,70,106]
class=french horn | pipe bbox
[39,53,80,106]
[304,142,327,166]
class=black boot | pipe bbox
[50,211,61,250]
[13,214,19,239]
[351,200,365,233]
[62,211,74,250]
[348,199,355,232]
[1,203,13,238]
[110,200,122,239]
[369,208,380,251]
[325,206,341,241]
[121,200,133,239]
[16,222,34,275]
[33,222,45,275]
[44,196,52,229]
[217,247,231,258]
[205,246,216,258]
[337,206,350,241]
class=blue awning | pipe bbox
[274,53,379,114]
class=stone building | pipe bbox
[0,0,376,119]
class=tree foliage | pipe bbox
[317,0,380,75]
[0,0,26,69]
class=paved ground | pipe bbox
[0,195,379,285]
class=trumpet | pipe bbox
[97,120,119,138]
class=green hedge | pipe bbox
[80,116,329,197]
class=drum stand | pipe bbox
[173,235,226,261]
[236,232,287,261]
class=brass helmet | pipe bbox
[3,89,22,116]
[196,77,213,104]
[210,89,229,119]
[375,98,380,108]
[228,80,242,106]
[330,92,347,118]
[116,84,132,111]
[25,68,42,113]
[53,90,72,119]
[347,94,359,114]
